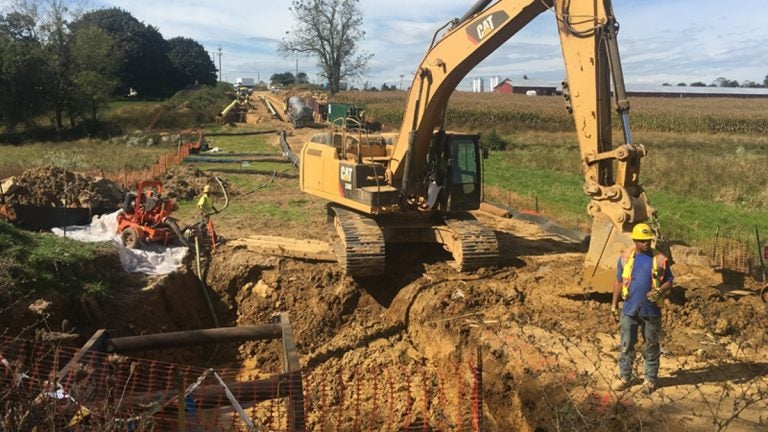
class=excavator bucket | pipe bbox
[582,213,635,292]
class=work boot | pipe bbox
[642,379,657,395]
[611,377,632,391]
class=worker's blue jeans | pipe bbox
[619,314,661,383]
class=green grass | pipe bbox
[0,139,171,178]
[204,124,278,135]
[483,135,768,244]
[650,191,768,244]
[202,133,278,153]
[245,201,311,222]
[0,220,113,295]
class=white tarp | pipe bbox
[52,211,188,275]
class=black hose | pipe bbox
[165,218,189,247]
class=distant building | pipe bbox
[493,77,558,95]
[625,84,768,98]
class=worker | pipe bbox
[197,184,218,218]
[610,222,674,394]
[196,184,221,248]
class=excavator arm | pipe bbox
[386,0,655,289]
[390,0,549,188]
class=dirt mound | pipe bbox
[157,166,238,201]
[1,166,122,209]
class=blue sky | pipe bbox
[69,0,768,89]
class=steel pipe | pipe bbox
[107,326,283,353]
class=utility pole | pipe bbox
[291,49,299,83]
[400,74,405,90]
[217,46,223,82]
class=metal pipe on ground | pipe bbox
[261,96,280,119]
[106,326,283,353]
[219,99,240,117]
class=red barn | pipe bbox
[493,78,558,96]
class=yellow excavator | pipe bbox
[299,0,656,290]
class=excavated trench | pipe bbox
[4,213,765,431]
[193,218,768,431]
[4,158,766,430]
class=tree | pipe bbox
[270,72,295,87]
[741,80,762,88]
[690,81,706,87]
[0,11,48,132]
[70,25,120,123]
[279,0,372,94]
[713,76,739,88]
[39,0,76,134]
[764,74,768,88]
[167,36,217,91]
[677,82,686,87]
[296,72,309,84]
[71,8,173,97]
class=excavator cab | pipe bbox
[443,134,482,213]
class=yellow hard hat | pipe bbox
[203,184,211,193]
[631,223,654,241]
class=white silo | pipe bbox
[472,78,485,93]
[489,76,500,91]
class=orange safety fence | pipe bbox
[80,129,203,190]
[1,335,484,431]
[695,227,765,277]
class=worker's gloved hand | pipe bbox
[611,306,620,322]
[647,289,662,302]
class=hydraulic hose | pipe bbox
[214,176,229,211]
[195,236,220,328]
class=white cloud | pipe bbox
[83,0,768,87]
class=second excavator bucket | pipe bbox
[583,213,673,292]
[582,213,636,292]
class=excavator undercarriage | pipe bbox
[328,205,499,277]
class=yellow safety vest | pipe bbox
[620,248,668,305]
[197,193,215,216]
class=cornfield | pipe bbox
[337,91,768,135]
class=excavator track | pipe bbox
[443,216,499,272]
[329,206,386,277]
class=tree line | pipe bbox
[663,76,768,88]
[0,2,217,137]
